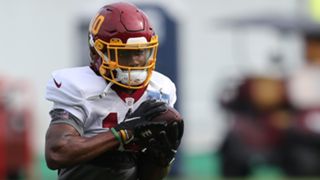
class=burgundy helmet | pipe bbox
[88,2,159,89]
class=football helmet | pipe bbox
[88,2,158,89]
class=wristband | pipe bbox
[111,128,122,143]
[119,129,134,144]
[119,129,128,142]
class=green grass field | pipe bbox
[37,152,219,180]
[37,154,283,180]
[36,152,319,180]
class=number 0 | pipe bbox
[90,15,105,35]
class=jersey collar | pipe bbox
[111,84,147,102]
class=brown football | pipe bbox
[152,106,183,124]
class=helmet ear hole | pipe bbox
[90,47,99,60]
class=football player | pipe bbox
[44,2,183,180]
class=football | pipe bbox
[152,106,183,124]
[151,106,184,150]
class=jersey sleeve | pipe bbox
[149,71,177,108]
[45,71,88,123]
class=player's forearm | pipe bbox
[45,125,120,169]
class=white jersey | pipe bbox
[46,66,177,136]
[45,66,177,180]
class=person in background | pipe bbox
[218,74,292,177]
[283,30,320,177]
[218,29,320,178]
[0,77,33,180]
[44,2,183,180]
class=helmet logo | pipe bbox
[90,15,105,35]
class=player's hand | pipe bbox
[115,99,168,131]
[127,99,168,121]
[113,99,168,150]
[143,120,184,167]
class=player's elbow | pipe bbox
[46,159,59,170]
[45,144,71,170]
[45,152,66,170]
[45,135,73,169]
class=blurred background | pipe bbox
[1,0,320,179]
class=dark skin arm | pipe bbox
[45,123,119,170]
[46,123,170,179]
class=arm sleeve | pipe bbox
[49,109,84,136]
